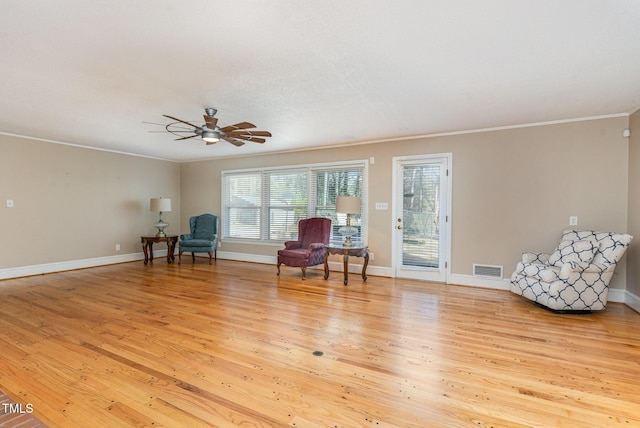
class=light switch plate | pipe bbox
[6,199,13,208]
[569,216,578,226]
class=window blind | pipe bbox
[222,161,366,243]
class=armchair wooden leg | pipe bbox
[191,252,195,263]
[214,250,217,260]
[208,252,213,265]
[301,267,306,280]
[277,262,281,275]
[178,251,183,264]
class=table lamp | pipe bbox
[336,196,361,247]
[150,197,171,237]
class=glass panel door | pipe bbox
[393,155,451,283]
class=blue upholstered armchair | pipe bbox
[178,214,219,264]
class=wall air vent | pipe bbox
[473,264,503,278]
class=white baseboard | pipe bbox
[1,251,637,312]
[217,251,275,265]
[607,288,626,304]
[445,274,629,304]
[448,273,511,290]
[217,251,393,278]
[321,260,392,278]
[625,290,640,312]
[0,252,145,280]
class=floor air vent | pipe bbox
[473,264,503,278]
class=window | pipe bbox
[222,161,366,243]
[267,169,308,240]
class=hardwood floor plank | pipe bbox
[0,260,639,427]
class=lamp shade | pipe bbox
[336,196,361,214]
[150,197,172,212]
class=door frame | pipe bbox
[391,153,452,283]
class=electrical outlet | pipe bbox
[569,216,578,226]
[369,252,374,261]
[6,199,13,208]
[115,244,121,251]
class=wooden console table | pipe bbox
[323,244,369,285]
[141,235,178,265]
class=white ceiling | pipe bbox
[2,1,640,162]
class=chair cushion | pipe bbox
[560,229,632,266]
[548,239,598,267]
[278,248,310,260]
[518,262,561,283]
[180,239,214,247]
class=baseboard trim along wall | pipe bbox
[0,251,633,308]
[625,290,640,313]
[447,273,628,304]
[448,273,511,290]
[0,252,146,280]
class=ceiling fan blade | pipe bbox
[245,131,272,137]
[228,130,272,138]
[175,135,198,141]
[223,137,246,147]
[220,122,256,132]
[203,115,218,129]
[163,115,200,129]
[230,135,266,143]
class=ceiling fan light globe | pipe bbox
[202,129,221,143]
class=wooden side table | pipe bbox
[324,244,369,285]
[141,235,178,265]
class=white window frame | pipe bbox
[221,160,368,245]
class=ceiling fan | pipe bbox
[160,108,272,147]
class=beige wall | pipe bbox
[181,116,631,289]
[0,134,180,269]
[626,109,640,296]
[1,115,631,291]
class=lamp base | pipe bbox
[339,225,357,247]
[153,220,169,238]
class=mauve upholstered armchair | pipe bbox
[277,217,331,279]
[178,214,218,265]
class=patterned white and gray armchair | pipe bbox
[510,229,632,311]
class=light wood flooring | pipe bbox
[0,259,639,427]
